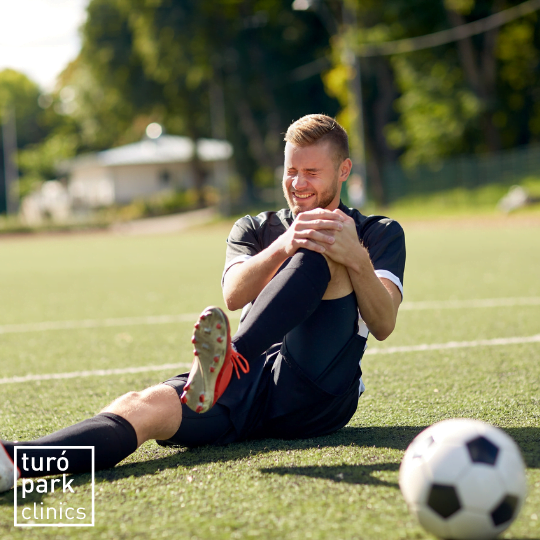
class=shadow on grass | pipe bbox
[0,472,93,508]
[259,462,400,487]
[1,425,538,503]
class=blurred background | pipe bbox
[1,0,540,232]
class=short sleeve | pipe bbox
[222,216,262,283]
[362,218,406,298]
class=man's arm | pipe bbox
[223,209,344,311]
[322,209,402,341]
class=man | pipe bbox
[0,114,405,491]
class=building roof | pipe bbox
[64,135,233,170]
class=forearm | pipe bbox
[222,243,288,311]
[347,246,398,341]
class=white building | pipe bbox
[63,135,233,207]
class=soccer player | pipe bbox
[0,114,405,491]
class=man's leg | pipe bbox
[1,249,341,487]
[232,249,335,360]
[1,384,181,484]
[182,249,333,412]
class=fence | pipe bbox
[380,144,540,203]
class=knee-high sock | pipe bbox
[2,412,137,477]
[232,249,331,360]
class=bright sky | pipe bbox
[0,0,89,91]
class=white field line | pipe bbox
[0,312,241,335]
[0,363,193,385]
[366,333,540,356]
[1,334,539,386]
[399,296,540,311]
[0,297,538,336]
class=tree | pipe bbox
[0,69,62,211]
[324,0,540,202]
[72,0,338,205]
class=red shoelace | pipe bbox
[230,349,250,378]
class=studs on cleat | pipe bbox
[194,322,200,329]
[216,323,222,329]
[195,405,203,413]
[191,336,197,344]
[180,392,188,404]
[214,355,220,363]
[193,349,199,356]
[217,336,223,343]
[184,382,190,391]
[210,366,215,373]
[199,394,205,403]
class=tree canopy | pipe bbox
[3,0,540,212]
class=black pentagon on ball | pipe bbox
[466,436,499,465]
[427,484,461,519]
[491,495,519,526]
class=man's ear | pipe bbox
[339,158,353,182]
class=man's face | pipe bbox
[283,140,344,215]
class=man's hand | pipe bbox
[321,209,401,341]
[273,208,345,258]
[319,209,364,270]
[223,208,345,311]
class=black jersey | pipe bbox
[223,200,406,299]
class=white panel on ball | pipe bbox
[424,443,471,485]
[455,466,507,512]
[497,448,528,497]
[414,505,451,539]
[448,509,495,540]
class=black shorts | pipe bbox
[159,331,366,448]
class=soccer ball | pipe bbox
[399,419,527,540]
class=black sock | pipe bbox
[233,249,331,360]
[2,413,137,477]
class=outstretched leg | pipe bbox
[0,249,340,489]
[1,384,181,488]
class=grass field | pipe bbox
[0,218,539,540]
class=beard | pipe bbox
[283,173,340,216]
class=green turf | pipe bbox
[0,221,539,539]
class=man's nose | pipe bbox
[292,174,308,189]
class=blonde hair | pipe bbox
[284,114,349,167]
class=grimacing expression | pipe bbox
[282,141,342,215]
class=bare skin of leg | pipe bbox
[99,257,351,449]
[322,256,354,300]
[100,384,182,448]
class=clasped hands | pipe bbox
[277,208,363,270]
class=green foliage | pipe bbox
[17,133,78,198]
[101,188,216,221]
[386,55,480,167]
[69,0,338,201]
[0,69,45,147]
[327,0,540,180]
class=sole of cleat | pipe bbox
[182,306,229,414]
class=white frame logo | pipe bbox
[13,446,95,527]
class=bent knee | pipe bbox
[321,255,354,300]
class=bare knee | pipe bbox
[101,385,182,446]
[321,255,354,300]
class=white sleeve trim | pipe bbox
[221,254,253,287]
[375,270,404,300]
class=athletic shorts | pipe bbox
[158,331,366,448]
